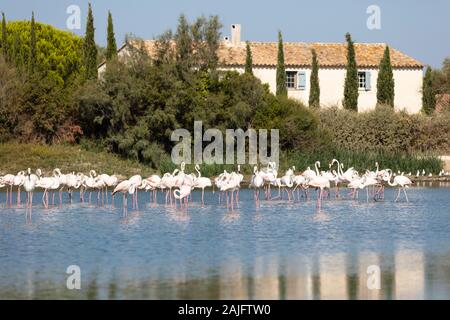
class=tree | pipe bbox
[422,66,435,115]
[309,49,320,108]
[83,3,98,79]
[106,11,117,60]
[343,33,358,111]
[377,46,395,107]
[2,20,83,84]
[276,31,287,97]
[29,11,37,72]
[245,41,253,75]
[11,30,22,69]
[174,14,192,72]
[1,12,8,60]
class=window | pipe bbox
[358,71,372,91]
[286,71,297,89]
[358,71,366,89]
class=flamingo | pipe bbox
[308,164,331,205]
[1,173,16,207]
[53,168,68,206]
[65,172,80,203]
[260,161,278,200]
[23,168,38,209]
[99,173,119,204]
[383,170,413,202]
[12,171,25,207]
[112,179,137,213]
[82,170,98,205]
[128,175,143,209]
[275,167,295,200]
[173,185,192,208]
[192,164,212,205]
[160,169,179,204]
[36,172,57,209]
[249,166,264,202]
[220,172,241,210]
[142,174,161,203]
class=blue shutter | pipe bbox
[298,71,306,90]
[365,71,371,91]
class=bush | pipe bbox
[253,96,325,151]
[318,105,450,154]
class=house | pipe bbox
[99,24,424,113]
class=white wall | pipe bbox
[393,69,423,113]
[220,65,423,113]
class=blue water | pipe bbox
[0,185,450,299]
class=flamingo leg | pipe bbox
[403,187,409,202]
[17,186,21,207]
[395,187,401,202]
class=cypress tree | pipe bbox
[377,46,395,107]
[422,66,435,115]
[343,33,358,111]
[309,49,320,108]
[245,41,253,75]
[83,3,98,79]
[174,14,192,72]
[1,12,8,61]
[12,31,22,69]
[29,11,37,72]
[276,31,287,97]
[106,11,117,60]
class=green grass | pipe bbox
[0,142,443,178]
[0,142,152,177]
[285,150,443,174]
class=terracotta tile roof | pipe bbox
[127,40,423,68]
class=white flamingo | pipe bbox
[383,170,413,202]
[192,164,212,205]
[23,168,38,209]
[249,166,264,202]
[112,179,137,213]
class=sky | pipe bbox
[0,0,448,68]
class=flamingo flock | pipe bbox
[0,159,421,214]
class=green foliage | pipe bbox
[245,41,253,75]
[343,33,358,111]
[29,12,36,72]
[309,49,320,108]
[318,105,450,154]
[276,31,287,97]
[0,20,83,143]
[377,46,395,107]
[106,11,117,60]
[173,14,222,73]
[287,149,442,176]
[83,3,98,80]
[0,20,83,84]
[422,66,436,115]
[430,57,450,95]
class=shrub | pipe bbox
[318,105,450,154]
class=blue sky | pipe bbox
[1,0,448,68]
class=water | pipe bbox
[0,185,450,299]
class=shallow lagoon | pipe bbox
[0,185,449,299]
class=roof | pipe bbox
[113,40,423,69]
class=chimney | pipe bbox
[231,24,241,46]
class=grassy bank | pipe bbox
[0,142,151,177]
[0,142,443,178]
